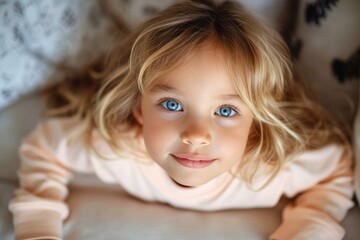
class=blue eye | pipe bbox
[216,106,237,117]
[161,99,183,111]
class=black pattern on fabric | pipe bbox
[306,0,338,25]
[301,0,359,84]
[332,48,360,83]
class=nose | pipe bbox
[180,122,212,147]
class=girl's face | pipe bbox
[133,43,254,187]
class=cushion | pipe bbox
[0,0,118,110]
[292,0,360,125]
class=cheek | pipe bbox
[216,120,252,158]
[142,113,178,158]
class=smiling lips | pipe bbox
[171,153,216,169]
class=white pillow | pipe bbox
[293,0,360,125]
[0,0,118,110]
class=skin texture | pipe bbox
[133,42,254,187]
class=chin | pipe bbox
[171,176,209,188]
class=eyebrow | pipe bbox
[221,94,243,101]
[151,84,179,93]
[151,84,243,102]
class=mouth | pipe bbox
[171,153,216,169]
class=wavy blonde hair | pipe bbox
[45,0,349,189]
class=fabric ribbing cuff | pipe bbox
[12,209,62,240]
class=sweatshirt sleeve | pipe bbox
[270,144,354,240]
[8,117,94,240]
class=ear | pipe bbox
[132,101,143,125]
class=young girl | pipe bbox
[9,0,354,239]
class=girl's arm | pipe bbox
[8,117,94,240]
[270,144,354,240]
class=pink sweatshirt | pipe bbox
[9,117,354,240]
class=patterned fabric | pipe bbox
[291,0,360,125]
[332,47,360,84]
[0,0,118,110]
[305,0,338,25]
[303,0,359,85]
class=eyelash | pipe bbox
[160,98,183,111]
[158,98,240,117]
[216,105,239,117]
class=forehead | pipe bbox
[150,42,240,96]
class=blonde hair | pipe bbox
[45,0,349,189]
